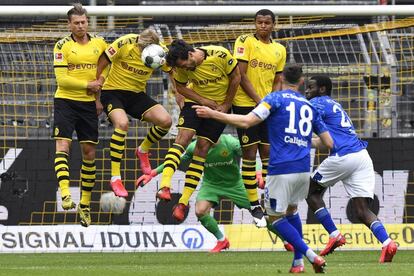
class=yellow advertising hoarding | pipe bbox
[224,224,414,250]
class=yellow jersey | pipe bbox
[174,45,237,104]
[233,34,286,107]
[102,33,170,93]
[53,34,107,102]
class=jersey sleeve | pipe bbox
[105,36,126,63]
[312,107,328,135]
[233,35,251,62]
[53,40,68,67]
[222,48,238,75]
[276,44,287,73]
[174,68,188,84]
[252,93,281,120]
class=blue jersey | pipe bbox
[310,95,367,156]
[253,89,327,175]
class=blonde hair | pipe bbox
[138,29,160,49]
[67,3,87,21]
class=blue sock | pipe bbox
[315,207,337,235]
[272,217,309,256]
[287,212,303,261]
[370,221,389,243]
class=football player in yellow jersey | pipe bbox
[95,29,172,198]
[232,9,286,227]
[156,39,240,222]
[52,4,107,227]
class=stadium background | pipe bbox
[0,0,414,253]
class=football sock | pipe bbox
[179,155,205,205]
[80,159,96,207]
[139,126,169,152]
[261,157,269,186]
[199,214,224,240]
[55,151,70,198]
[110,128,126,177]
[370,220,390,244]
[242,159,259,206]
[272,218,310,259]
[287,212,304,261]
[315,207,338,236]
[160,143,185,188]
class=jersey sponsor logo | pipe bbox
[120,62,150,76]
[107,46,117,56]
[236,47,245,56]
[284,135,308,147]
[181,228,204,249]
[249,59,277,71]
[204,159,234,168]
[54,53,63,62]
[190,75,224,86]
[67,63,97,71]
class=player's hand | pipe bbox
[135,169,157,188]
[87,80,102,95]
[215,102,231,113]
[256,170,265,189]
[193,105,214,119]
[95,100,103,116]
[200,98,218,110]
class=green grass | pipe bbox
[0,251,411,275]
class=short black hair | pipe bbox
[255,9,275,23]
[283,64,303,85]
[310,75,332,96]
[166,39,195,67]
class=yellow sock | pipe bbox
[140,126,169,152]
[55,151,70,198]
[80,159,96,207]
[160,143,185,188]
[179,155,205,205]
[242,159,259,206]
[110,128,126,177]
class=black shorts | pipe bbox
[52,98,98,144]
[232,105,269,147]
[178,102,227,144]
[101,90,159,121]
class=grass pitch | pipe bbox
[0,250,411,275]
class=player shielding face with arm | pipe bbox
[195,64,333,273]
[95,29,173,198]
[305,75,397,262]
[232,9,286,227]
[137,134,293,253]
[53,3,107,227]
[155,39,240,216]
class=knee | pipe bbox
[195,206,208,218]
[115,119,129,131]
[158,116,172,129]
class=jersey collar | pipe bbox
[254,33,272,43]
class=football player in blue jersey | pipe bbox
[193,64,333,273]
[305,75,397,263]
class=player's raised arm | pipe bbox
[193,105,261,129]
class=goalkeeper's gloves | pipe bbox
[135,169,157,188]
[256,170,265,189]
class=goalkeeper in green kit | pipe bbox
[137,134,293,253]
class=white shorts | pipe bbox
[311,149,375,198]
[264,172,310,216]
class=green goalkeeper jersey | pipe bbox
[157,134,242,186]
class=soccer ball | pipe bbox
[100,192,126,214]
[141,44,166,69]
